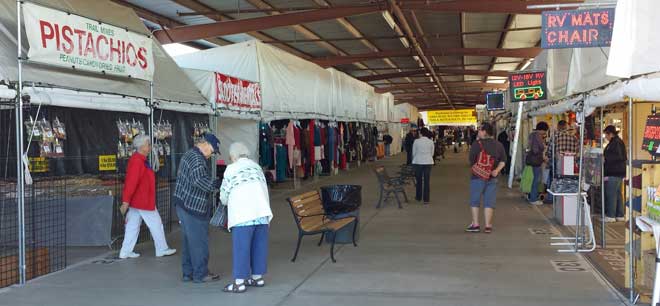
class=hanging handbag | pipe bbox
[210,204,229,232]
[471,141,495,180]
[525,150,544,167]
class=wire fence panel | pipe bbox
[0,178,19,288]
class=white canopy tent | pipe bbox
[0,0,211,114]
[175,40,378,122]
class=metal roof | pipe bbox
[114,0,579,109]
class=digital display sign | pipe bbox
[642,115,660,156]
[541,8,615,49]
[508,71,547,103]
[486,93,504,110]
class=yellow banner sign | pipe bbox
[98,155,117,171]
[427,109,477,126]
[28,157,49,173]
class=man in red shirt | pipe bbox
[119,135,176,259]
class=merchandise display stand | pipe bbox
[635,216,660,306]
[547,189,596,253]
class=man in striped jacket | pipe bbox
[174,133,221,283]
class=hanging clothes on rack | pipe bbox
[259,122,273,168]
[308,119,316,176]
[300,121,310,178]
[286,120,295,169]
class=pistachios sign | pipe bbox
[22,2,155,81]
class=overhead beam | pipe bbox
[313,47,541,67]
[110,0,232,46]
[153,5,381,44]
[358,68,512,82]
[387,0,454,108]
[376,82,507,93]
[347,60,525,71]
[398,0,581,14]
[171,0,311,59]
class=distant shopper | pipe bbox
[466,123,507,233]
[119,135,176,259]
[174,133,222,283]
[404,129,418,165]
[497,129,511,175]
[412,128,435,204]
[527,122,549,205]
[603,125,626,222]
[220,142,274,293]
[383,133,393,156]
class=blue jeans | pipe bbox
[176,205,210,282]
[385,144,391,156]
[529,166,542,202]
[469,178,498,208]
[232,224,269,279]
[605,177,624,218]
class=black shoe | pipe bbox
[193,273,221,283]
[465,224,480,233]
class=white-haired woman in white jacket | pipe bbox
[219,142,273,293]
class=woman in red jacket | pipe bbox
[119,135,176,259]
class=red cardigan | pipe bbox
[122,153,155,211]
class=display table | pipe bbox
[636,216,660,306]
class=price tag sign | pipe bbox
[98,155,117,171]
[28,157,49,173]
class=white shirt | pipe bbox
[220,158,273,229]
[412,137,435,165]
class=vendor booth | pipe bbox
[509,1,660,303]
[174,41,388,185]
[0,0,211,287]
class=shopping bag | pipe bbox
[520,165,533,194]
[210,205,229,233]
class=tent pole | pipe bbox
[628,96,634,303]
[508,102,524,188]
[15,0,26,285]
[148,82,156,170]
[600,107,606,248]
[575,104,586,251]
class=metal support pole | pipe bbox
[627,96,634,303]
[600,107,606,248]
[508,102,524,188]
[575,106,586,251]
[148,82,156,170]
[15,0,26,285]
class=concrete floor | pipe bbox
[0,152,628,306]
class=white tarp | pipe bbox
[177,41,343,121]
[217,118,259,163]
[0,0,210,114]
[607,0,660,78]
[175,41,377,122]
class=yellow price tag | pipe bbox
[28,157,49,173]
[98,155,117,171]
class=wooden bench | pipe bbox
[374,166,409,209]
[287,190,358,263]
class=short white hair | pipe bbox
[133,135,151,150]
[229,142,250,161]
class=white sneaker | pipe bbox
[603,217,617,223]
[616,217,626,222]
[156,249,177,257]
[119,252,140,259]
[529,200,543,206]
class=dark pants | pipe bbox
[406,150,413,165]
[415,164,432,202]
[232,224,269,279]
[529,166,542,202]
[605,177,624,218]
[176,205,210,282]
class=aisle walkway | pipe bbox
[0,152,626,306]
